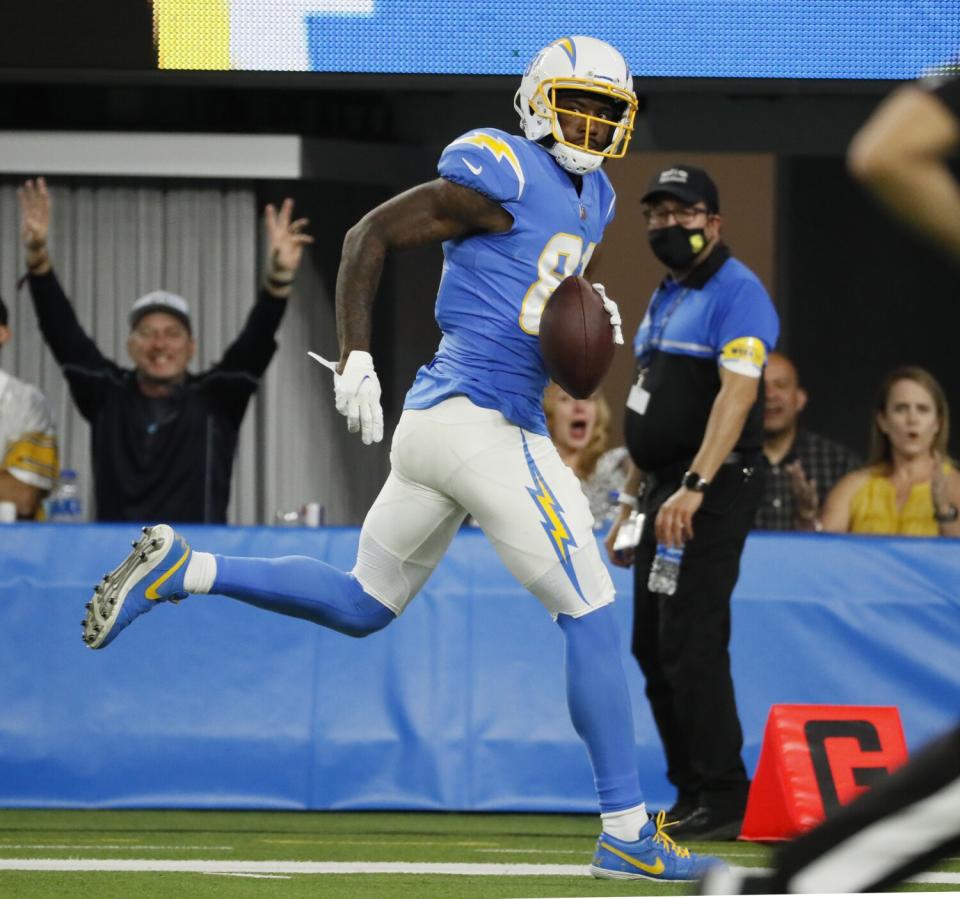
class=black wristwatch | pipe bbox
[934,504,959,523]
[681,470,710,492]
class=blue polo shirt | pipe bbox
[625,244,780,473]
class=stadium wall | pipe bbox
[0,526,956,811]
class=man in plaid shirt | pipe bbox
[755,352,859,530]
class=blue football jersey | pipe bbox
[403,128,617,434]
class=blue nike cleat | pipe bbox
[590,810,727,881]
[82,524,191,650]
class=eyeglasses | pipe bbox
[641,204,711,227]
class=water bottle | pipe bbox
[647,543,684,596]
[46,469,84,523]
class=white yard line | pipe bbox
[0,859,589,875]
[202,872,291,879]
[0,844,235,851]
[0,859,956,884]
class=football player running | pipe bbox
[86,36,722,881]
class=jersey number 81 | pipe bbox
[519,233,596,334]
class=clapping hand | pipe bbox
[931,452,950,514]
[785,460,819,527]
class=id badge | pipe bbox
[627,373,651,415]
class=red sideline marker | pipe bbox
[740,704,908,842]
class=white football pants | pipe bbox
[353,396,615,618]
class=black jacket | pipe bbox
[29,270,286,522]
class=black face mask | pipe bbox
[648,224,708,270]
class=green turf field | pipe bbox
[0,810,956,897]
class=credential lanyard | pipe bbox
[636,284,691,371]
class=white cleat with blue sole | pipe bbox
[82,524,191,650]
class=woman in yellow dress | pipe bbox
[821,366,960,536]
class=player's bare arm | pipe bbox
[848,86,960,262]
[335,178,512,362]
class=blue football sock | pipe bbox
[558,604,644,813]
[213,555,395,638]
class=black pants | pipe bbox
[631,460,761,812]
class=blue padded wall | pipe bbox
[0,525,957,810]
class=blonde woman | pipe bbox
[544,383,630,528]
[821,366,960,536]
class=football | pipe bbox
[539,276,614,399]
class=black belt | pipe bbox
[645,451,761,491]
[723,450,760,465]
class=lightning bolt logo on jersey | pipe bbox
[404,127,617,435]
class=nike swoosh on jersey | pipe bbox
[599,841,665,875]
[462,158,483,175]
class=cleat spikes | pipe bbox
[83,524,189,650]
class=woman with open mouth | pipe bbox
[544,382,630,529]
[819,365,960,536]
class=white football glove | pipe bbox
[311,349,384,444]
[592,282,624,345]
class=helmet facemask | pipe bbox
[514,36,638,175]
[544,84,635,166]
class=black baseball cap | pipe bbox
[641,164,720,213]
[0,294,7,327]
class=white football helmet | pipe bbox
[514,36,638,175]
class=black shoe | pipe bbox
[663,794,698,823]
[669,805,744,841]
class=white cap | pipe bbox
[129,291,191,331]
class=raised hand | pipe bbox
[18,178,51,260]
[265,198,313,278]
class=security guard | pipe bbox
[606,164,779,840]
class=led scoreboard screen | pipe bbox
[1,1,958,80]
